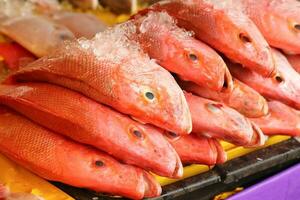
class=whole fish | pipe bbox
[251,101,300,137]
[179,79,268,118]
[286,54,300,73]
[229,48,300,110]
[185,92,266,147]
[0,15,75,57]
[132,11,233,91]
[0,83,183,178]
[240,0,300,54]
[0,106,161,199]
[5,23,192,135]
[165,133,227,165]
[51,12,107,39]
[147,0,276,77]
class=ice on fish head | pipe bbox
[90,23,192,135]
[134,11,232,91]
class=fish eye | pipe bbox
[145,91,155,100]
[95,160,105,167]
[129,126,144,139]
[275,75,284,83]
[294,24,300,30]
[165,131,180,140]
[239,33,252,43]
[188,53,198,62]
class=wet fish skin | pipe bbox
[0,15,75,57]
[286,54,300,73]
[240,0,300,54]
[132,11,233,91]
[148,0,276,77]
[0,106,161,199]
[51,12,107,39]
[165,133,227,165]
[229,48,300,110]
[5,24,192,135]
[0,83,183,178]
[180,79,268,118]
[185,92,266,147]
[251,101,300,137]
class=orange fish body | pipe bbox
[0,107,161,199]
[0,83,183,178]
[0,15,75,57]
[286,54,300,73]
[229,49,300,110]
[5,24,192,135]
[132,11,232,91]
[240,0,300,54]
[185,92,266,147]
[165,133,227,165]
[51,12,107,39]
[251,101,300,137]
[149,0,276,77]
[180,79,268,118]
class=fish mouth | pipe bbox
[245,122,267,147]
[260,97,269,116]
[171,149,184,178]
[213,139,227,164]
[142,172,162,198]
[178,91,193,134]
[221,67,234,93]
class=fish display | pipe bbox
[240,0,300,54]
[147,0,276,77]
[180,79,268,118]
[229,49,300,110]
[251,101,300,137]
[0,106,161,199]
[165,133,227,165]
[5,23,192,135]
[185,92,266,147]
[131,11,233,91]
[0,83,183,178]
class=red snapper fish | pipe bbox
[185,92,266,147]
[131,11,233,91]
[0,83,183,178]
[179,79,268,118]
[165,133,227,165]
[229,48,300,110]
[0,106,161,199]
[240,0,300,54]
[251,101,300,137]
[5,23,192,135]
[0,15,75,57]
[147,0,276,77]
[286,54,300,73]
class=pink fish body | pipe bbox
[251,101,300,137]
[185,92,266,147]
[229,48,300,110]
[147,0,276,77]
[180,79,268,118]
[132,11,233,91]
[0,83,183,178]
[0,106,161,199]
[5,23,192,135]
[286,54,300,73]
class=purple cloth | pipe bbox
[229,163,300,200]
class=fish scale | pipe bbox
[0,106,161,199]
[6,24,192,135]
[0,83,183,178]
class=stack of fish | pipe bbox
[0,0,300,199]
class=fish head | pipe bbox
[114,56,192,135]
